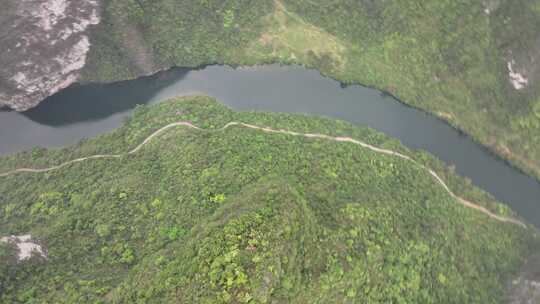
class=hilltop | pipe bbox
[2,0,540,186]
[0,96,536,303]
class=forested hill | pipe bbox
[80,0,540,183]
[2,0,540,188]
[0,96,537,303]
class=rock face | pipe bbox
[0,0,101,111]
[1,235,47,262]
[506,35,540,92]
[506,255,540,304]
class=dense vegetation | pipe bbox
[0,97,536,303]
[83,0,540,181]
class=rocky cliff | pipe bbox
[0,0,101,111]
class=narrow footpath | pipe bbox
[0,121,527,228]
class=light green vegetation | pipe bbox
[0,97,537,303]
[82,0,540,181]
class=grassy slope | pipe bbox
[0,97,536,303]
[83,0,540,181]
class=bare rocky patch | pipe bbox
[1,234,47,262]
[0,0,101,111]
[504,36,540,92]
[502,22,540,92]
[508,59,529,90]
[506,254,540,303]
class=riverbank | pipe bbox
[3,65,540,227]
[0,96,536,303]
[0,118,526,228]
[77,0,540,184]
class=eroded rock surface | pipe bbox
[507,255,540,304]
[0,0,101,111]
[1,235,47,262]
[506,36,540,92]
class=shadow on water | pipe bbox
[22,68,190,126]
[1,64,539,227]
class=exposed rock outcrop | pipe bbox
[506,255,540,304]
[1,235,47,262]
[505,36,540,91]
[0,0,101,111]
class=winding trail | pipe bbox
[0,121,527,228]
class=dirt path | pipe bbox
[0,121,527,228]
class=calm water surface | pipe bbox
[1,65,539,226]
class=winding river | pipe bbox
[1,65,539,226]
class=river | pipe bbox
[1,65,539,226]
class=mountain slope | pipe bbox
[78,0,540,181]
[0,97,535,303]
[2,0,539,184]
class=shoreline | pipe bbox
[7,62,540,185]
[0,119,528,228]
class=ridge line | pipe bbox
[0,121,527,228]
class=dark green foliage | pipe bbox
[278,0,540,179]
[83,0,540,182]
[0,97,536,303]
[84,0,273,78]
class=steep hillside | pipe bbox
[0,0,101,110]
[2,0,540,182]
[78,0,540,181]
[0,97,536,303]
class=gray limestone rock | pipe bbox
[0,0,101,111]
